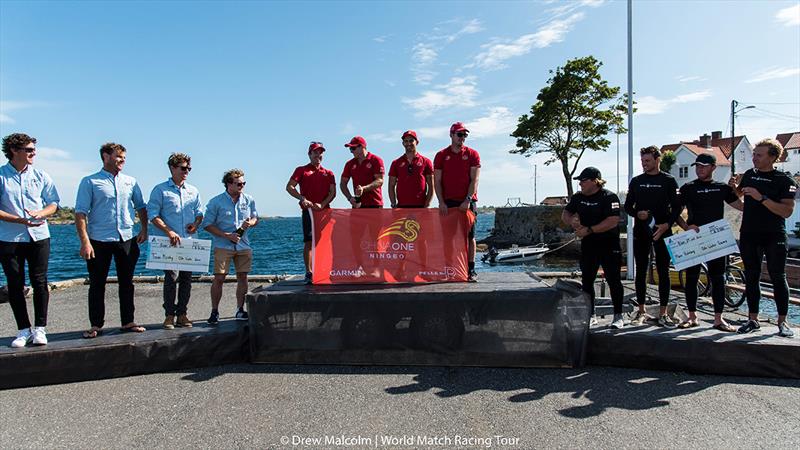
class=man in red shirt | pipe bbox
[340,136,384,208]
[434,122,481,281]
[388,130,434,208]
[286,141,336,283]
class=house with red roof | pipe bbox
[776,132,800,175]
[660,131,753,187]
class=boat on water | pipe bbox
[481,243,550,264]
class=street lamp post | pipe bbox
[730,100,755,174]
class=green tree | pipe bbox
[511,56,626,197]
[660,150,677,173]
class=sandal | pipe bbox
[82,327,103,339]
[120,323,146,333]
[678,320,699,329]
[713,322,736,333]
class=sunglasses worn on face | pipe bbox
[174,165,192,172]
[15,147,35,154]
[231,181,246,187]
[456,132,468,138]
[402,138,415,144]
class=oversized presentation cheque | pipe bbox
[145,235,211,272]
[665,218,739,271]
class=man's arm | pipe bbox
[287,178,312,209]
[76,213,94,260]
[363,174,384,192]
[388,176,397,207]
[136,208,148,244]
[339,176,359,207]
[459,166,480,211]
[424,174,434,207]
[151,216,181,246]
[318,184,336,209]
[434,169,446,215]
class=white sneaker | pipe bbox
[589,315,598,327]
[32,326,47,345]
[610,314,625,329]
[11,328,32,348]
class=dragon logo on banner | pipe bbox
[377,218,420,242]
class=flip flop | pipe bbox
[120,324,146,333]
[82,327,103,339]
[678,320,699,329]
[713,323,737,333]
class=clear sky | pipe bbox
[1,0,798,216]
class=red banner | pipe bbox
[311,208,476,284]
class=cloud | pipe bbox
[411,43,439,84]
[675,75,707,83]
[0,100,48,124]
[466,107,517,137]
[33,147,95,207]
[471,13,585,71]
[409,19,483,85]
[636,90,712,115]
[373,35,391,43]
[775,4,800,26]
[402,76,480,117]
[744,66,800,83]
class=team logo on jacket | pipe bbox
[445,155,451,160]
[366,163,372,169]
[462,155,468,160]
[790,185,797,193]
[611,202,620,209]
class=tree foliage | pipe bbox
[511,56,627,197]
[660,150,677,173]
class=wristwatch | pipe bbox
[587,226,594,234]
[759,197,767,204]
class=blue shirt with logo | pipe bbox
[0,163,60,242]
[201,191,258,251]
[147,179,204,239]
[75,169,146,242]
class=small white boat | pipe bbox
[482,243,549,264]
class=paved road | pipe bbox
[1,364,798,449]
[2,283,799,449]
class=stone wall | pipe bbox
[480,206,573,247]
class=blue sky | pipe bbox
[1,0,798,216]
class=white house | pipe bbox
[661,132,753,187]
[776,132,800,176]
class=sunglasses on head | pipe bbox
[456,132,468,138]
[14,147,35,154]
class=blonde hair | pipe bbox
[755,138,784,161]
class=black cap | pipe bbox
[691,153,716,166]
[573,166,602,181]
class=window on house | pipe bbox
[679,167,689,178]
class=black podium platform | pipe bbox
[0,321,249,390]
[246,272,591,368]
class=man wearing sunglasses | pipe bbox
[388,130,433,209]
[76,142,148,338]
[0,133,60,347]
[340,136,384,208]
[434,122,481,281]
[147,153,204,329]
[202,169,258,324]
[286,142,336,283]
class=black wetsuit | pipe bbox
[624,171,681,307]
[678,179,739,313]
[738,168,798,317]
[565,188,623,315]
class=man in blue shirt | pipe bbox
[201,169,258,324]
[147,153,204,330]
[0,133,60,347]
[75,142,148,338]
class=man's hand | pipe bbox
[575,226,590,238]
[652,223,669,241]
[24,208,46,221]
[636,210,650,221]
[79,241,95,260]
[136,228,148,244]
[167,230,181,246]
[728,174,742,189]
[349,197,361,208]
[354,185,364,196]
[300,198,313,209]
[186,223,198,234]
[311,202,323,211]
[439,203,448,216]
[741,187,764,202]
[688,224,700,233]
[459,199,470,212]
[570,215,581,228]
[226,232,241,244]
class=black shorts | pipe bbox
[302,209,312,243]
[445,199,477,239]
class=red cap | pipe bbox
[345,136,367,149]
[402,130,418,142]
[308,142,325,153]
[450,122,469,134]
